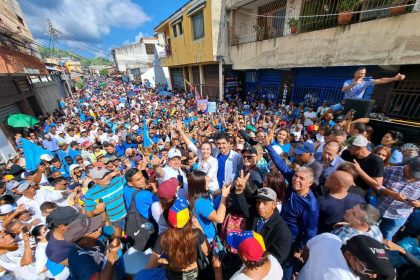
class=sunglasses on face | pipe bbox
[243,156,255,160]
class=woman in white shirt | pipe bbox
[175,122,219,192]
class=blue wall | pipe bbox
[292,66,375,107]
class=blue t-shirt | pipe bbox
[68,148,81,160]
[194,196,216,240]
[217,152,229,188]
[68,242,106,280]
[51,165,70,179]
[85,176,127,222]
[272,142,291,155]
[123,186,158,219]
[343,79,374,99]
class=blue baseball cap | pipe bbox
[294,142,315,155]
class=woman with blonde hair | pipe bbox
[372,145,392,167]
[272,128,292,155]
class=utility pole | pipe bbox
[47,19,58,57]
[47,19,73,98]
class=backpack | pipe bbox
[220,213,247,254]
[125,190,155,251]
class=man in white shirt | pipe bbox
[97,129,110,144]
[303,106,317,127]
[317,101,330,117]
[64,128,80,145]
[298,234,395,280]
[153,148,188,199]
[16,181,71,220]
[228,230,283,280]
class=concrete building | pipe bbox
[111,37,170,86]
[88,65,114,75]
[0,0,70,162]
[226,0,420,123]
[154,0,229,100]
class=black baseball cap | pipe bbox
[241,147,258,155]
[345,235,396,280]
[46,206,80,228]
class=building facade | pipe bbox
[225,0,420,122]
[0,0,70,162]
[111,37,171,87]
[154,0,228,100]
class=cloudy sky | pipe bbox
[18,0,189,58]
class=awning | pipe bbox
[187,0,206,16]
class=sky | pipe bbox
[18,0,190,58]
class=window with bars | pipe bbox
[192,11,204,40]
[172,25,177,37]
[145,44,155,55]
[179,21,183,35]
[257,0,287,40]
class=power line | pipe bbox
[19,0,111,57]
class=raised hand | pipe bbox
[234,170,251,194]
[395,73,406,81]
[221,182,232,198]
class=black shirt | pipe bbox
[317,192,365,233]
[341,150,384,191]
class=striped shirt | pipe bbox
[332,224,383,244]
[377,166,420,219]
[85,176,127,222]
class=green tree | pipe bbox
[99,68,109,76]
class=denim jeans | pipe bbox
[379,217,408,240]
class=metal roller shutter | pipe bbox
[203,64,219,100]
[0,103,22,123]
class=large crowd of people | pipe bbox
[0,74,419,280]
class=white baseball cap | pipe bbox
[0,204,16,215]
[69,164,81,174]
[350,135,368,147]
[40,154,54,162]
[168,148,182,159]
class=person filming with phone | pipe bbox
[376,157,420,241]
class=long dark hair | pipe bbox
[187,170,208,210]
[265,171,287,203]
[386,130,404,147]
[160,197,176,223]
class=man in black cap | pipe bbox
[252,187,292,265]
[299,234,396,280]
[65,205,120,280]
[45,206,80,265]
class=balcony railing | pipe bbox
[229,0,416,46]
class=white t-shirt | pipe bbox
[151,201,169,235]
[304,111,317,126]
[34,242,48,275]
[187,142,219,192]
[161,166,188,199]
[298,233,358,280]
[231,255,283,280]
[16,190,63,219]
[0,245,44,280]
